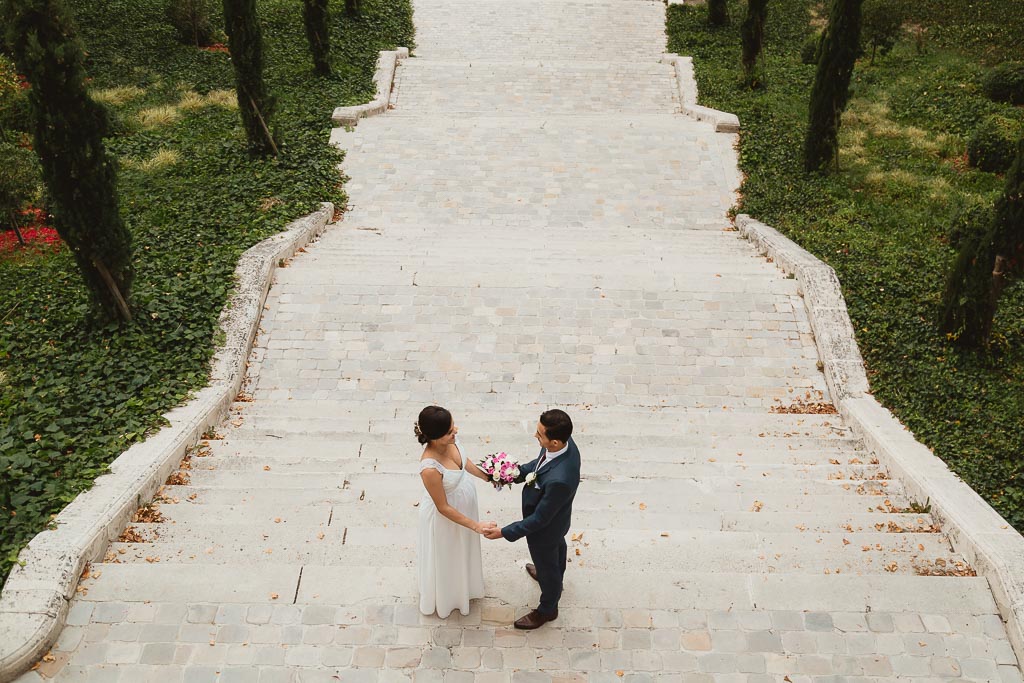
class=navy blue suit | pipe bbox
[502,438,581,614]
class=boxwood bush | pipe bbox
[982,62,1024,105]
[967,115,1021,173]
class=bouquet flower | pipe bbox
[478,452,520,490]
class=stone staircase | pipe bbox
[34,0,1023,679]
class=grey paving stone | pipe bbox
[186,605,217,624]
[804,612,834,631]
[91,603,128,624]
[140,642,176,665]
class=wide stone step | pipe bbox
[215,412,849,437]
[412,0,667,60]
[211,432,858,452]
[215,427,857,449]
[271,265,794,292]
[336,115,736,230]
[174,469,903,500]
[310,224,744,256]
[151,503,941,534]
[78,563,998,613]
[194,454,889,482]
[392,60,679,114]
[154,485,914,514]
[228,400,848,426]
[106,529,959,576]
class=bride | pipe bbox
[416,405,495,617]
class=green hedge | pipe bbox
[667,0,1024,530]
[982,62,1024,106]
[967,115,1022,173]
[0,0,414,582]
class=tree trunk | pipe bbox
[302,0,331,76]
[803,0,864,172]
[8,211,25,246]
[740,0,769,88]
[3,0,134,321]
[223,0,278,155]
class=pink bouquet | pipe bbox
[478,452,521,490]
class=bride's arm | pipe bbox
[464,458,491,483]
[420,470,490,533]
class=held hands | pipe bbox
[476,521,502,539]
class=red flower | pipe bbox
[1,208,62,254]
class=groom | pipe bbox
[484,409,581,629]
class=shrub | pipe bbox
[861,0,904,62]
[6,0,135,320]
[0,139,40,231]
[166,0,217,47]
[740,0,769,87]
[224,0,279,155]
[967,115,1021,173]
[946,199,995,250]
[804,0,865,172]
[0,54,30,138]
[302,0,331,76]
[982,62,1024,105]
[941,138,1024,348]
[708,0,728,26]
[801,31,821,65]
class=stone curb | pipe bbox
[736,214,1024,667]
[0,204,334,683]
[661,54,740,133]
[332,48,410,126]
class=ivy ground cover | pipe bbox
[0,0,414,582]
[668,0,1024,528]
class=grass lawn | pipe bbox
[667,0,1024,529]
[0,0,414,582]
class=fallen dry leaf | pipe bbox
[751,500,763,512]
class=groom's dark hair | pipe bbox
[540,409,573,443]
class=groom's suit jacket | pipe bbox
[501,438,581,546]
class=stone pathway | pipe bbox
[23,0,1024,681]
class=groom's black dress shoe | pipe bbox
[514,609,558,630]
[525,563,540,583]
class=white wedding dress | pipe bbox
[417,439,485,617]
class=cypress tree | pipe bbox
[740,0,769,88]
[803,0,864,172]
[708,0,728,26]
[3,0,133,321]
[302,0,331,76]
[940,138,1024,348]
[345,0,359,18]
[223,0,279,155]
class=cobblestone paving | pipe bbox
[22,0,1024,680]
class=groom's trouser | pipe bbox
[527,536,567,614]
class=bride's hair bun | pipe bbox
[416,405,452,445]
